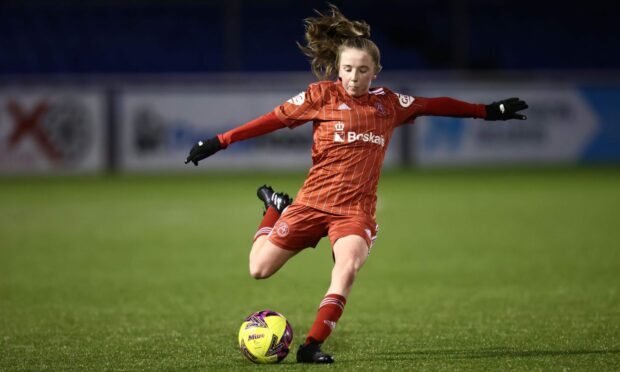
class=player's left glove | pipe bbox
[184,136,223,166]
[485,98,528,121]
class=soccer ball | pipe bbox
[238,310,293,363]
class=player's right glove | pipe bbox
[485,97,528,121]
[184,136,223,166]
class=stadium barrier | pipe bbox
[1,73,618,174]
[0,88,107,174]
[410,82,620,166]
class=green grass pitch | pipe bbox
[1,167,619,370]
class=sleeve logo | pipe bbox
[396,93,414,108]
[286,92,306,106]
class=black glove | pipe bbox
[485,98,528,121]
[184,136,223,166]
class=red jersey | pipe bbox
[274,81,485,217]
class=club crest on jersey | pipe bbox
[287,92,306,106]
[374,101,387,116]
[396,93,415,108]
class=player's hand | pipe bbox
[485,98,528,121]
[184,136,223,166]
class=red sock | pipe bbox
[305,294,347,344]
[253,207,280,242]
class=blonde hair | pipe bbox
[297,4,382,80]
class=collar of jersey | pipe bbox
[336,81,371,103]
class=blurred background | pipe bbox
[1,0,619,173]
[2,2,620,369]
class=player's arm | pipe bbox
[413,97,528,120]
[184,111,286,166]
[484,98,528,120]
[185,84,322,166]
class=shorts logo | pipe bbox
[276,222,289,237]
[396,93,415,108]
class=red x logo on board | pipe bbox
[7,101,62,162]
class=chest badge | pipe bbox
[374,101,387,117]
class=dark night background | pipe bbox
[1,0,618,75]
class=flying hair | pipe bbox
[297,4,382,80]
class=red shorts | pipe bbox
[268,203,378,251]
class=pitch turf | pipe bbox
[1,167,619,370]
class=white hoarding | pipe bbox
[0,90,106,174]
[410,84,599,166]
[119,88,400,171]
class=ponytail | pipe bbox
[298,4,381,80]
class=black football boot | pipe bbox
[256,185,292,214]
[296,341,334,364]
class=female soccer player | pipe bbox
[185,5,528,364]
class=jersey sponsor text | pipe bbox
[346,131,385,147]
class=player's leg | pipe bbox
[297,234,369,363]
[326,234,369,297]
[249,185,295,279]
[249,238,298,279]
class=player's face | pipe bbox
[338,47,377,97]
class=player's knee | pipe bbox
[249,262,272,280]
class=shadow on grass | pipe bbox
[209,348,620,368]
[365,348,620,361]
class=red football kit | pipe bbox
[219,80,486,250]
